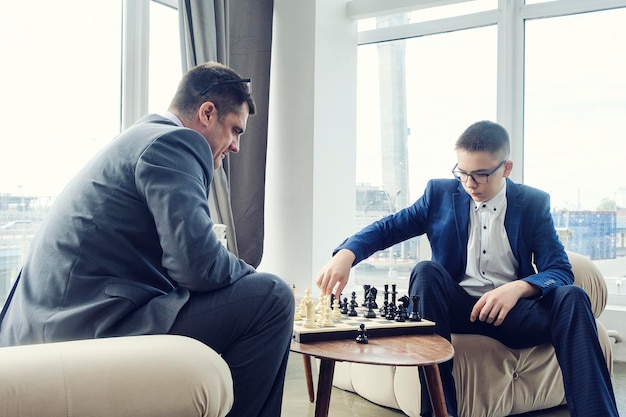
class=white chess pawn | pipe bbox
[299,297,307,319]
[300,288,311,318]
[321,295,334,327]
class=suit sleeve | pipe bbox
[519,191,574,295]
[134,129,255,292]
[334,185,431,265]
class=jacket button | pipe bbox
[512,371,519,380]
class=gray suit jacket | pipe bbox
[0,114,255,346]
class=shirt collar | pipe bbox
[474,181,507,212]
[158,111,184,127]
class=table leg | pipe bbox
[302,354,315,402]
[314,358,336,417]
[422,364,447,417]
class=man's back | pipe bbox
[0,115,244,345]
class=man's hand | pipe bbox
[470,280,539,326]
[315,249,356,299]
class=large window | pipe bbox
[524,7,626,299]
[355,25,497,287]
[354,0,626,298]
[0,0,180,303]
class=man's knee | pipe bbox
[248,273,294,318]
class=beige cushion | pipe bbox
[0,335,233,417]
[332,251,612,417]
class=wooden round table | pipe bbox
[291,333,454,417]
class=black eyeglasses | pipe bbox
[199,78,251,96]
[452,160,507,184]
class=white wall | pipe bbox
[259,0,357,297]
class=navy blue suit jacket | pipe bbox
[0,114,256,346]
[336,178,573,295]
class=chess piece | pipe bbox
[390,283,397,306]
[340,297,349,314]
[362,285,371,306]
[364,293,377,318]
[331,298,342,320]
[348,301,358,317]
[303,300,318,328]
[316,294,324,315]
[396,295,409,322]
[409,295,422,322]
[386,302,396,320]
[299,297,307,319]
[356,323,368,344]
[321,295,334,327]
[368,287,378,309]
[380,300,389,317]
[301,288,312,318]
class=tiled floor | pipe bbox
[282,353,626,417]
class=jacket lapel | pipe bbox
[453,183,470,269]
[504,178,521,256]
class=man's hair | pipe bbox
[169,61,256,121]
[454,120,510,160]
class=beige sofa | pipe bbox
[0,335,233,417]
[331,251,613,417]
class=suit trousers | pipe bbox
[408,261,618,417]
[168,273,294,417]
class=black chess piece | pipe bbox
[368,287,378,309]
[348,293,358,317]
[355,323,368,344]
[340,297,349,314]
[364,294,376,318]
[409,294,422,321]
[348,303,358,316]
[390,283,397,306]
[362,285,371,306]
[395,295,409,322]
[350,291,358,308]
[379,300,389,317]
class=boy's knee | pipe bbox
[411,260,441,276]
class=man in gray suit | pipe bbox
[0,61,294,417]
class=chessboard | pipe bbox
[292,306,435,343]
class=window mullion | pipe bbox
[496,0,524,183]
[121,0,150,130]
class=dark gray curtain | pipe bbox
[179,0,273,267]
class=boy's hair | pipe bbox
[455,120,510,160]
[169,61,256,121]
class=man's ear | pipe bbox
[199,101,217,126]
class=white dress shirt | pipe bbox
[460,181,519,296]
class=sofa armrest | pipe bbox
[0,335,233,417]
[566,250,607,318]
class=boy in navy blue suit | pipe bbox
[316,121,618,416]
